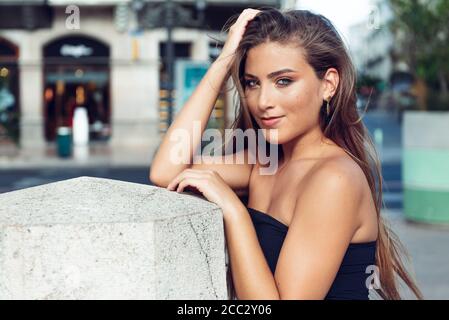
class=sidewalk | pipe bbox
[384,209,449,300]
[0,140,160,169]
[1,142,403,168]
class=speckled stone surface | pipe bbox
[0,177,227,299]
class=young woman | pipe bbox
[150,8,422,300]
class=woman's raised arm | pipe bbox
[149,9,261,189]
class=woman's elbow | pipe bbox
[149,168,170,187]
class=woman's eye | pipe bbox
[245,79,258,88]
[244,78,291,89]
[277,78,292,86]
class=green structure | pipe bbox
[403,112,449,224]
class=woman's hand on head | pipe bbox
[220,8,261,60]
[166,168,244,218]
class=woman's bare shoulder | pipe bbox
[302,148,367,199]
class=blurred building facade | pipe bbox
[347,1,395,111]
[348,0,394,83]
[0,0,281,150]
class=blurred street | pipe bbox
[0,166,151,194]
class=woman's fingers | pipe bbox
[232,8,260,31]
[167,170,189,190]
[176,177,202,193]
[222,8,261,57]
[166,169,208,191]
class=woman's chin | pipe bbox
[260,129,283,145]
[264,137,284,146]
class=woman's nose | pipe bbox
[257,85,275,111]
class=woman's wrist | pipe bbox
[205,55,233,92]
[220,193,247,222]
[214,51,235,71]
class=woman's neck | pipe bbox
[281,125,333,164]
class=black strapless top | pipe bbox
[248,207,377,300]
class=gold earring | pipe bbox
[326,98,331,117]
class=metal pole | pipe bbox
[166,0,175,126]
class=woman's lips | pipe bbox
[261,116,284,127]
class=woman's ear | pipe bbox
[322,68,339,99]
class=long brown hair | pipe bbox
[221,8,422,300]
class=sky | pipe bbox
[296,0,375,46]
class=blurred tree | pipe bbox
[388,0,449,110]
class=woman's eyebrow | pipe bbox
[244,68,297,79]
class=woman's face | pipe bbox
[243,41,326,145]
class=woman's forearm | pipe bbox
[150,54,234,186]
[224,204,280,300]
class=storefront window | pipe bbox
[43,35,111,143]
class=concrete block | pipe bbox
[0,177,227,299]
